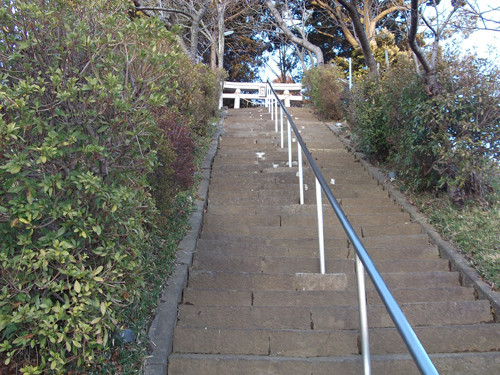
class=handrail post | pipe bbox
[356,254,371,375]
[287,118,292,167]
[275,98,279,132]
[315,177,326,274]
[298,142,304,205]
[280,105,284,148]
[267,86,270,111]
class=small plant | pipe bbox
[303,65,347,121]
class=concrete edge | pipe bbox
[326,123,500,321]
[143,113,225,375]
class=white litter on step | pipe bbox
[330,178,335,185]
[256,152,265,159]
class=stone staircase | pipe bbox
[167,108,500,374]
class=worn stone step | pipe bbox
[209,168,299,177]
[192,253,449,274]
[282,212,411,226]
[208,196,302,206]
[195,238,439,260]
[205,201,404,216]
[172,327,358,357]
[202,212,411,228]
[168,351,500,375]
[187,270,460,291]
[202,214,282,228]
[201,223,422,238]
[172,324,500,357]
[177,300,492,330]
[198,233,432,250]
[207,185,386,199]
[182,287,476,307]
[370,323,500,355]
[207,180,381,192]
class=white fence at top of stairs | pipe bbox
[222,81,303,108]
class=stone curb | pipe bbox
[326,123,500,321]
[143,113,225,375]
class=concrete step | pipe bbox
[207,187,388,200]
[176,300,493,330]
[283,212,412,226]
[198,233,432,250]
[182,287,476,307]
[202,212,412,228]
[200,223,422,238]
[195,238,439,260]
[207,180,381,191]
[187,270,461,291]
[205,202,405,216]
[168,352,500,375]
[192,253,449,274]
[172,324,500,357]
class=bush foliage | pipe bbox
[306,54,499,201]
[0,0,220,372]
[302,65,346,121]
[348,54,499,199]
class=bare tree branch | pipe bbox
[264,0,324,66]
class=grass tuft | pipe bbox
[412,191,499,290]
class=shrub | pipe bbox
[346,53,499,199]
[150,110,196,216]
[303,65,346,121]
[347,73,393,159]
[0,0,218,372]
[427,52,499,197]
[167,60,223,137]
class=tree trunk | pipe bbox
[217,2,227,70]
[408,0,439,96]
[336,0,377,74]
[190,0,210,61]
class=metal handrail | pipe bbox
[265,79,439,375]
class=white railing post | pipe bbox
[234,88,241,109]
[315,178,325,274]
[267,86,271,112]
[275,99,278,132]
[280,106,284,148]
[284,89,291,107]
[356,254,371,375]
[287,118,292,167]
[298,142,304,205]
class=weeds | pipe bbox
[412,190,500,290]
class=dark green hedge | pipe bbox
[0,0,220,372]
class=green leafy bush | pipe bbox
[0,0,220,372]
[303,65,346,121]
[346,54,499,199]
